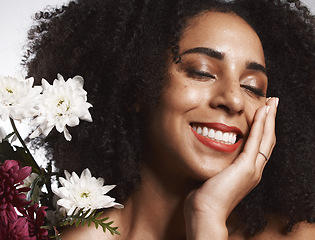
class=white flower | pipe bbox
[30,74,92,141]
[53,168,123,216]
[0,74,42,121]
[0,126,6,143]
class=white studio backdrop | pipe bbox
[0,0,314,136]
[0,0,314,75]
[0,0,71,76]
[0,0,70,137]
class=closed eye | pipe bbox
[186,68,216,80]
[241,84,266,97]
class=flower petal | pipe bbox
[54,168,123,216]
[63,127,72,141]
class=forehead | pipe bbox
[179,11,265,64]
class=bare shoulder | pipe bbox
[57,224,119,240]
[57,208,125,240]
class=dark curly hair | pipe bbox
[23,0,315,236]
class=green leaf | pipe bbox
[94,211,104,219]
[75,219,81,227]
[15,146,40,174]
[87,219,92,227]
[99,217,109,222]
[101,224,107,233]
[69,218,76,225]
[0,141,19,162]
[59,208,120,235]
[61,219,69,226]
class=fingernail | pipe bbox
[266,105,270,114]
[265,97,271,103]
[275,97,279,108]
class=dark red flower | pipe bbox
[0,160,31,225]
[23,203,49,240]
[0,216,32,240]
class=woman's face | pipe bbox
[146,12,267,181]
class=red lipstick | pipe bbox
[191,123,243,153]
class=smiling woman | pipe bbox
[23,0,314,239]
[146,12,270,182]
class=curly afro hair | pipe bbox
[24,0,314,236]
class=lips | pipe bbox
[190,122,243,153]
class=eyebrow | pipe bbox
[181,47,224,60]
[246,62,267,75]
[180,47,267,76]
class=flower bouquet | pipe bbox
[0,74,123,239]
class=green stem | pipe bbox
[45,162,55,209]
[9,118,41,174]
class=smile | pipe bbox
[190,122,243,153]
[192,125,237,145]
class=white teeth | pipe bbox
[192,124,238,145]
[223,132,229,142]
[215,130,223,140]
[202,127,208,136]
[232,134,237,143]
[208,129,215,138]
[228,133,234,143]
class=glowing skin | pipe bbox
[54,10,315,240]
[145,12,268,181]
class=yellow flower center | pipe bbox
[56,98,71,118]
[57,99,65,106]
[5,88,13,93]
[81,191,90,198]
[57,99,71,111]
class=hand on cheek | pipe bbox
[184,97,279,240]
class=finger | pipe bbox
[238,104,269,167]
[256,97,278,170]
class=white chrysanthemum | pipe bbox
[30,74,92,141]
[0,75,42,121]
[53,168,123,216]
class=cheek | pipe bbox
[244,100,265,128]
[162,81,207,112]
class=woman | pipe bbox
[24,0,314,239]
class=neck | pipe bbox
[116,162,199,240]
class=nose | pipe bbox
[209,79,245,115]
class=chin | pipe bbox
[184,160,232,181]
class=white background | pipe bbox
[0,0,71,76]
[0,0,314,134]
[0,0,70,135]
[0,0,314,76]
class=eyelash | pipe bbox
[185,68,266,98]
[241,85,266,97]
[185,68,216,80]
